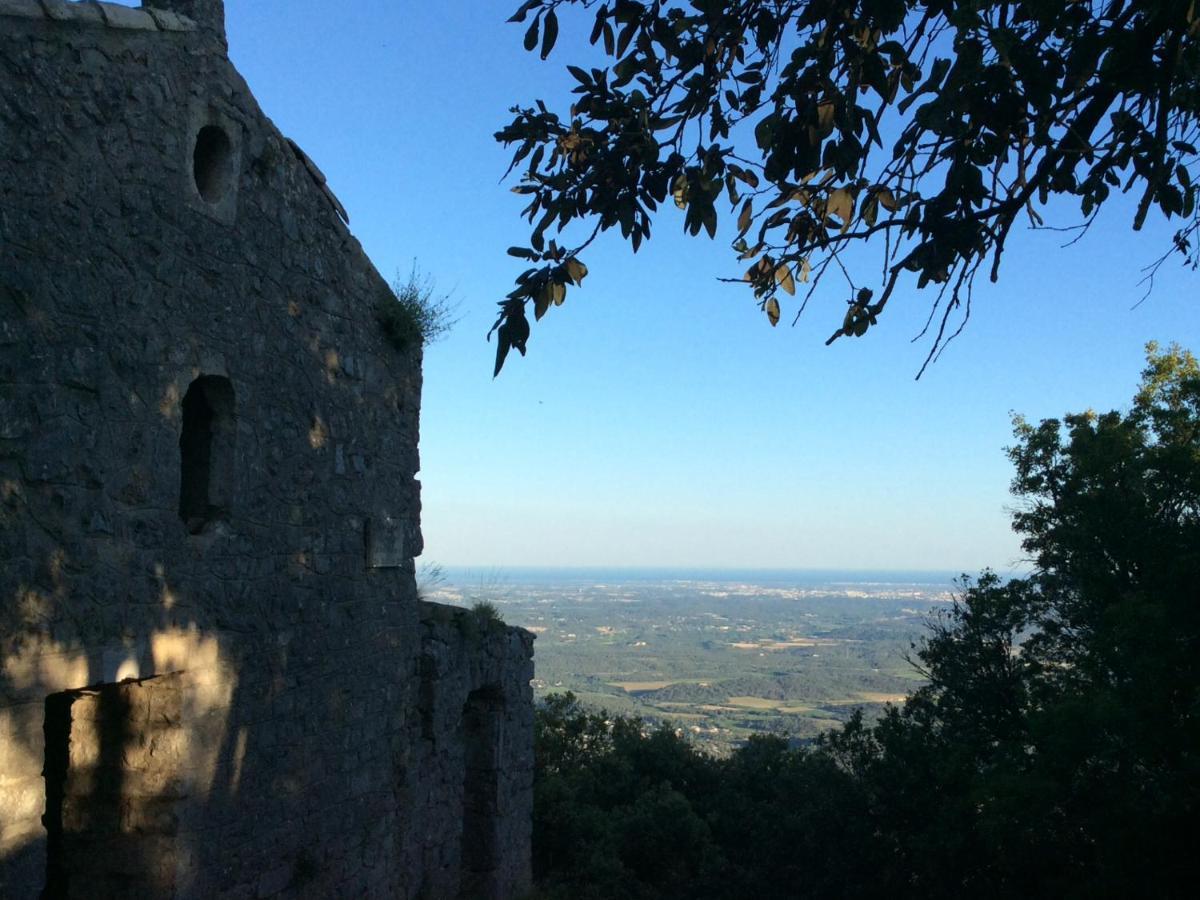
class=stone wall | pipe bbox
[0,2,532,897]
[43,675,187,899]
[411,604,535,900]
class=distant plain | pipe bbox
[424,568,960,752]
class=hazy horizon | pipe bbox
[424,565,1005,590]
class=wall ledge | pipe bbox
[0,1,196,32]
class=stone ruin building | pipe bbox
[0,1,535,896]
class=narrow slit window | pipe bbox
[179,375,235,533]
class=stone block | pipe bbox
[96,2,157,29]
[0,0,41,18]
[145,7,194,31]
[365,515,405,568]
[39,0,101,23]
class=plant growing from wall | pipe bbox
[471,600,504,627]
[376,264,457,351]
[455,600,507,641]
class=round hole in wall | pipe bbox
[192,125,233,203]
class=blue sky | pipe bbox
[216,1,1197,572]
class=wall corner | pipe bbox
[153,0,226,46]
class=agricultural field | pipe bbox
[424,568,958,753]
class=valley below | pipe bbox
[424,568,959,753]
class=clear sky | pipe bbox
[212,1,1197,573]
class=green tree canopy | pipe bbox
[826,342,1200,895]
[492,0,1199,374]
[529,343,1200,898]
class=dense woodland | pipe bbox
[528,345,1199,899]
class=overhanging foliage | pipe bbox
[493,0,1200,375]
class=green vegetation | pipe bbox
[451,600,507,642]
[438,576,943,752]
[376,264,456,351]
[470,599,503,626]
[530,344,1200,899]
[491,0,1199,373]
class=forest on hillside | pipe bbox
[527,346,1200,900]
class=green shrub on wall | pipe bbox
[376,265,456,351]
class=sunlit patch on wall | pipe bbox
[43,675,185,898]
[113,657,140,682]
[309,415,329,449]
[151,627,236,799]
[159,382,181,418]
[154,563,178,610]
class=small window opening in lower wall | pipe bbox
[460,685,505,900]
[42,676,184,900]
[179,375,235,534]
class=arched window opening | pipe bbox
[179,375,235,533]
[192,124,234,204]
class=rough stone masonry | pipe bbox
[0,2,534,897]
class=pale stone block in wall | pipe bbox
[366,515,406,568]
[96,3,157,30]
[144,8,194,32]
[39,0,101,24]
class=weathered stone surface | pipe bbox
[366,515,406,568]
[39,0,97,24]
[0,0,40,18]
[154,0,225,45]
[414,603,536,900]
[0,4,533,898]
[96,2,158,30]
[145,7,194,32]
